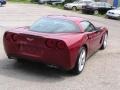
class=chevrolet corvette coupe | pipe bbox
[3,15,108,74]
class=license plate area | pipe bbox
[20,44,43,55]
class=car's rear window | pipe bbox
[30,17,80,33]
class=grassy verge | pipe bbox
[46,3,64,9]
[8,1,105,18]
[8,0,31,3]
[94,13,105,17]
[47,4,105,17]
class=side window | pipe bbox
[80,21,95,32]
[97,2,104,7]
[105,3,111,8]
[78,1,83,4]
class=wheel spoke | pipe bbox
[104,34,107,48]
[78,49,86,72]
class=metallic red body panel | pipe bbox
[3,16,108,70]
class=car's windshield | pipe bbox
[73,1,79,3]
[30,17,80,33]
[89,2,97,7]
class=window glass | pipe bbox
[89,2,97,7]
[30,17,80,33]
[105,3,111,8]
[96,2,105,7]
[83,1,93,4]
[80,21,95,32]
[73,1,79,3]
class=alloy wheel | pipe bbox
[78,48,86,72]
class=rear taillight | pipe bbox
[57,41,66,49]
[4,32,18,42]
[46,39,56,48]
[46,39,66,49]
[4,32,11,40]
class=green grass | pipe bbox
[8,1,105,18]
[47,4,64,9]
[9,0,31,3]
[94,13,106,17]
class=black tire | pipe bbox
[94,10,99,15]
[100,33,108,50]
[72,6,77,11]
[81,10,86,14]
[105,15,111,19]
[0,3,2,7]
[16,58,26,63]
[105,15,108,18]
[71,47,87,75]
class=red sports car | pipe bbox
[3,15,108,74]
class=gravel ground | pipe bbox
[0,3,120,90]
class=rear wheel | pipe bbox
[0,3,2,7]
[71,47,86,75]
[100,33,108,50]
[94,10,99,15]
[72,6,77,11]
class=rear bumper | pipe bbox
[7,51,72,70]
[106,14,120,19]
[3,38,73,70]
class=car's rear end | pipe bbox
[3,31,73,70]
[0,0,6,6]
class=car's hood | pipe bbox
[108,9,120,14]
[8,27,84,46]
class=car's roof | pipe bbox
[44,15,86,23]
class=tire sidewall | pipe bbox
[101,33,108,50]
[72,6,77,11]
[94,10,99,15]
[72,47,86,74]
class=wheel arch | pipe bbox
[72,6,77,9]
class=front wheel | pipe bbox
[94,10,99,15]
[71,47,87,75]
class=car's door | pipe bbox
[80,21,102,55]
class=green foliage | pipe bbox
[31,0,38,2]
[9,0,76,3]
[9,0,31,3]
[64,0,75,3]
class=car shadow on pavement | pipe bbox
[0,58,76,82]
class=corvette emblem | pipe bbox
[26,37,34,41]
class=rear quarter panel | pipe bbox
[66,34,89,69]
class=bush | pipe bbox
[9,0,76,3]
[9,0,31,3]
[31,0,38,2]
